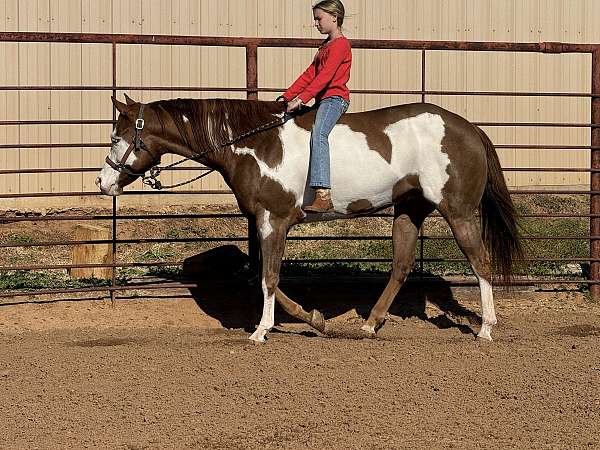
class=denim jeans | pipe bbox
[309,96,349,189]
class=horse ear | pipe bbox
[111,96,128,115]
[124,93,136,105]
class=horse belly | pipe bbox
[328,125,404,212]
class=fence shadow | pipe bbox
[182,245,480,335]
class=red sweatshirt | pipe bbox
[283,36,352,104]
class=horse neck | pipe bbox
[158,101,230,170]
[162,98,283,177]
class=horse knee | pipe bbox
[262,271,280,294]
[391,260,414,280]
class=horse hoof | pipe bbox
[476,332,493,342]
[309,309,326,333]
[476,323,494,341]
[249,327,268,343]
[361,324,376,336]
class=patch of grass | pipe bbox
[138,246,176,262]
[518,215,588,277]
[524,194,586,214]
[116,267,146,282]
[164,228,181,240]
[0,270,109,291]
[361,240,392,260]
[5,233,35,245]
[147,265,183,278]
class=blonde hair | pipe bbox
[313,0,345,27]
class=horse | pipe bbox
[97,94,522,343]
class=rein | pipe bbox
[109,102,291,190]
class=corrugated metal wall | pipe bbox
[1,0,598,208]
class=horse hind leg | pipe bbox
[362,199,433,335]
[443,212,496,340]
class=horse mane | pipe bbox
[151,98,287,153]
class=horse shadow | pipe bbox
[181,245,480,336]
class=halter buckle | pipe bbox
[135,118,145,130]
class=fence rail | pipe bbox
[1,32,599,299]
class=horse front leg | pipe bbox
[248,210,287,343]
[248,209,326,343]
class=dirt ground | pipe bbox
[1,279,599,449]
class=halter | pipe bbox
[107,100,293,190]
[105,104,160,178]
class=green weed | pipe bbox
[0,270,109,291]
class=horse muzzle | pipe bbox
[96,175,123,196]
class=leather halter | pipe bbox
[105,104,158,177]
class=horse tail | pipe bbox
[475,126,523,283]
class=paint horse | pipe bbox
[97,96,522,343]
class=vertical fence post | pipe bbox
[590,49,600,299]
[110,41,118,305]
[246,44,260,273]
[419,49,426,280]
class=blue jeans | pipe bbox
[309,96,349,189]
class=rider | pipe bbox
[282,0,352,213]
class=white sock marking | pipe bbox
[473,269,496,340]
[249,278,275,342]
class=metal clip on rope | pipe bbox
[142,166,163,190]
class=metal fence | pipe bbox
[1,32,599,300]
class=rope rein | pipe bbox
[141,112,291,190]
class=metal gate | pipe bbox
[0,33,598,300]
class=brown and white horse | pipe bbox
[97,96,521,343]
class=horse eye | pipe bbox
[111,137,119,145]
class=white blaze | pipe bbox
[98,130,138,196]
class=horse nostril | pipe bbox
[95,177,101,187]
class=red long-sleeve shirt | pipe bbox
[283,36,352,104]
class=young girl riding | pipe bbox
[282,0,352,213]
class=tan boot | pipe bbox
[304,188,334,213]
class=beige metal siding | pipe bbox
[1,0,599,209]
[0,0,19,197]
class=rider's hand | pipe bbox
[286,97,303,113]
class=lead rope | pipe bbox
[141,112,291,190]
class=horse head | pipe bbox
[96,95,165,196]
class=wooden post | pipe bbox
[70,224,113,280]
